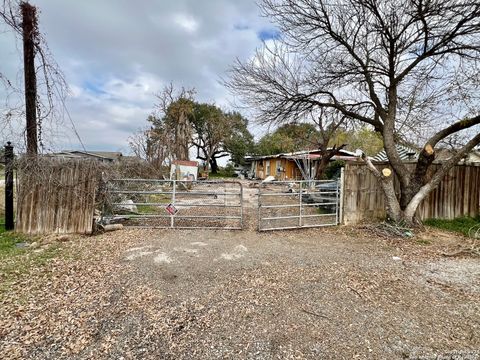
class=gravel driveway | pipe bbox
[1,226,479,359]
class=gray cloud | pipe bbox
[0,0,274,152]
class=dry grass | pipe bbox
[0,186,4,218]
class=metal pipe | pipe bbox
[335,179,340,225]
[125,226,243,230]
[171,180,176,228]
[339,167,345,225]
[112,202,241,208]
[258,193,305,197]
[260,202,338,209]
[259,180,336,184]
[261,213,336,221]
[259,223,336,232]
[257,185,262,231]
[299,184,302,227]
[110,190,241,196]
[112,214,242,219]
[258,191,338,197]
[239,183,244,230]
[110,179,243,185]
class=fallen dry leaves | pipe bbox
[0,224,479,359]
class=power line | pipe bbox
[61,98,87,152]
[52,80,86,152]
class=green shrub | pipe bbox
[424,216,480,237]
[210,163,237,178]
[323,160,345,179]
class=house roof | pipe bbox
[45,151,86,159]
[245,148,358,162]
[172,160,198,167]
[372,145,480,164]
[371,144,419,162]
[47,150,123,162]
[67,150,123,161]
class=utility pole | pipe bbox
[21,2,38,155]
[5,142,14,231]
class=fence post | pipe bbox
[239,182,244,230]
[171,180,176,228]
[5,142,14,231]
[298,182,303,227]
[257,183,262,231]
[339,167,345,225]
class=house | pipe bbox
[245,149,358,180]
[47,150,127,163]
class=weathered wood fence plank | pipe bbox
[343,162,480,224]
[16,159,99,234]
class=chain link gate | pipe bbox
[258,180,340,231]
[102,179,243,230]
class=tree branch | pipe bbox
[427,115,480,147]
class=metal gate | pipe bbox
[102,179,243,230]
[258,180,340,231]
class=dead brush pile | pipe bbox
[14,156,166,234]
[15,156,102,234]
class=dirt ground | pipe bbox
[1,223,479,359]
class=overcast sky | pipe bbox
[0,0,276,153]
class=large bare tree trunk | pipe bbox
[314,145,345,179]
[175,110,190,160]
[315,156,329,179]
[209,158,219,174]
[362,154,403,222]
[21,2,38,155]
[364,129,480,225]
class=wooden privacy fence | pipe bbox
[342,162,480,224]
[16,158,99,234]
[12,157,480,233]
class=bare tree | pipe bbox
[227,0,480,225]
[155,83,195,161]
[129,115,175,169]
[310,109,347,178]
[1,0,71,153]
[227,40,348,178]
[129,129,150,159]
